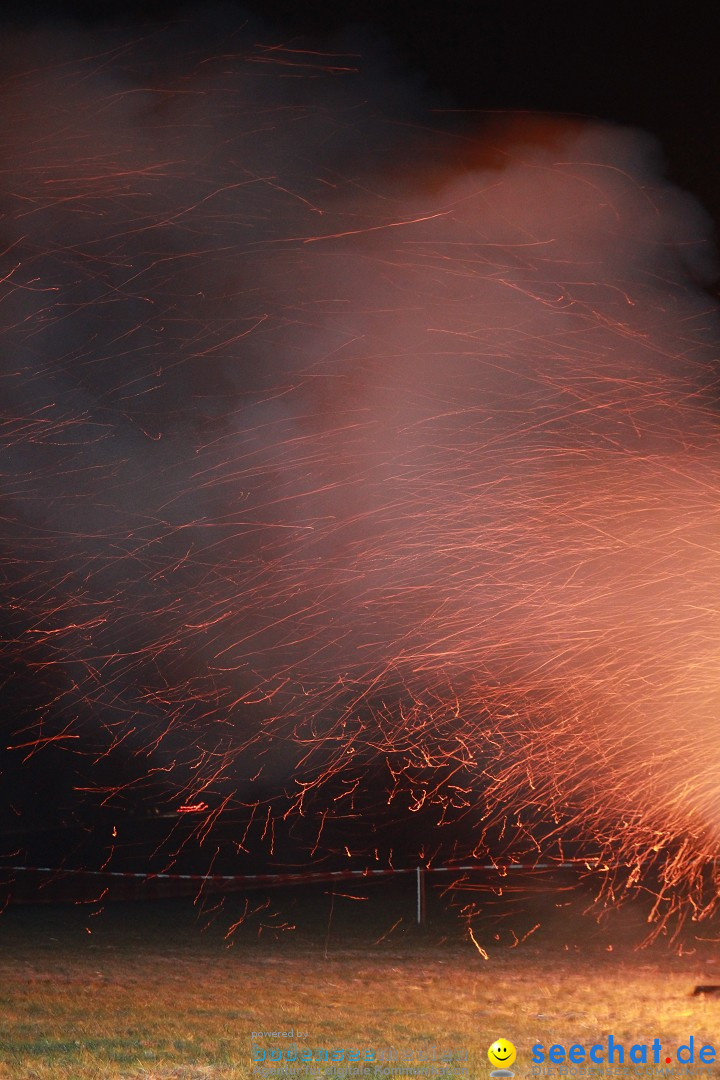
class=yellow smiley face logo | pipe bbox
[488,1039,516,1068]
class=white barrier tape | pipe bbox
[0,860,597,884]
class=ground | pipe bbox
[1,882,720,1079]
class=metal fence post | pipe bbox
[416,866,426,926]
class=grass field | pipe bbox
[2,882,720,1080]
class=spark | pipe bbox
[467,927,489,959]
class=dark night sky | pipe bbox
[2,1,720,879]
[9,2,720,241]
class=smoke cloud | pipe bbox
[2,16,720,915]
